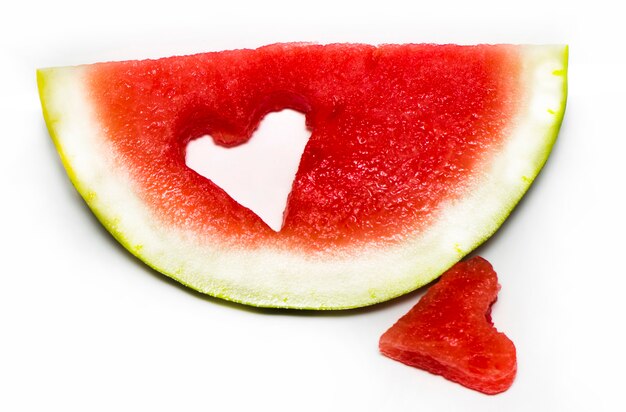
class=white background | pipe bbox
[1,1,625,411]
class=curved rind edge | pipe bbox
[37,68,193,289]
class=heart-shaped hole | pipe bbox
[185,109,311,232]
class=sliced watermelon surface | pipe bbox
[38,43,567,309]
[379,256,516,394]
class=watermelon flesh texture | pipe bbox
[379,256,516,394]
[87,44,520,249]
[38,43,568,309]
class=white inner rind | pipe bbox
[39,45,567,309]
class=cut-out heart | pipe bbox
[379,256,517,394]
[185,109,311,232]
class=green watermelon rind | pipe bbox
[37,45,568,310]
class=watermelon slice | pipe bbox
[379,256,516,394]
[37,43,567,309]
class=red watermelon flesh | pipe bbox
[379,256,516,394]
[88,44,519,250]
[38,43,567,308]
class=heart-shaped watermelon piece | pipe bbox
[379,256,516,394]
[37,43,567,309]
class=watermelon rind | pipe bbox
[38,44,568,309]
